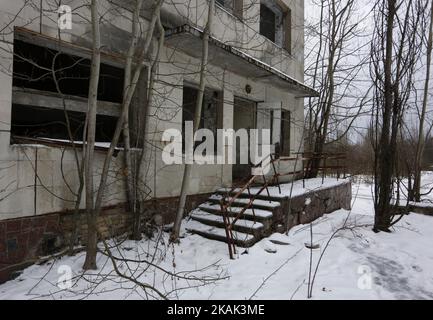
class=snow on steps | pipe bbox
[186,192,281,248]
[190,209,264,237]
[199,203,273,220]
[208,194,281,209]
[216,188,288,201]
[185,220,257,247]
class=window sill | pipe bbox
[10,136,124,155]
[259,35,293,59]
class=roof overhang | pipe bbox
[165,25,319,98]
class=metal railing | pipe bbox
[219,152,347,259]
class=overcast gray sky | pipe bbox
[303,0,433,142]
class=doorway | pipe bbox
[232,97,257,182]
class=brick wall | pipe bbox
[141,193,212,225]
[0,192,212,284]
[0,214,61,283]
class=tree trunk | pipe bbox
[412,1,433,202]
[171,0,215,242]
[374,0,396,233]
[93,0,162,217]
[306,0,340,178]
[122,0,144,241]
[83,0,101,270]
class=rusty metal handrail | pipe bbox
[219,152,347,259]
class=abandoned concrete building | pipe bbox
[0,0,351,282]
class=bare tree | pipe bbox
[83,0,102,270]
[410,1,433,202]
[170,0,215,243]
[370,0,427,232]
[83,0,164,269]
[122,0,145,241]
[305,0,370,178]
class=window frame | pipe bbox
[259,0,292,54]
[215,0,244,21]
[10,27,130,148]
[181,83,223,156]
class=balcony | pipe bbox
[165,24,317,98]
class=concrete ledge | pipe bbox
[279,180,352,231]
[407,202,433,216]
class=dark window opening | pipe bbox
[281,110,291,156]
[182,86,221,154]
[284,9,292,54]
[11,33,126,146]
[270,110,274,144]
[13,39,124,103]
[260,4,276,43]
[216,0,243,20]
[260,1,291,53]
[11,104,118,143]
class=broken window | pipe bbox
[281,110,291,156]
[11,105,118,144]
[216,0,226,7]
[284,8,292,55]
[13,39,124,103]
[260,3,276,43]
[11,30,125,145]
[182,85,221,153]
[260,0,291,53]
[216,0,243,20]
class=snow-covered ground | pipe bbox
[1,174,433,300]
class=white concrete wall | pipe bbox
[0,0,136,220]
[162,0,305,82]
[0,0,305,221]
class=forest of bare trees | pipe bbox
[305,0,433,233]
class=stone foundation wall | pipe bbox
[0,192,211,284]
[0,205,131,284]
[59,204,131,245]
[0,213,60,283]
[0,184,351,283]
[402,203,433,216]
[140,193,212,225]
[273,181,352,232]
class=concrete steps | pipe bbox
[186,220,258,247]
[208,194,281,210]
[190,209,264,237]
[185,179,352,248]
[197,203,274,230]
[186,192,282,247]
[216,188,288,202]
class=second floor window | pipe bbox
[216,0,243,20]
[259,0,292,54]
